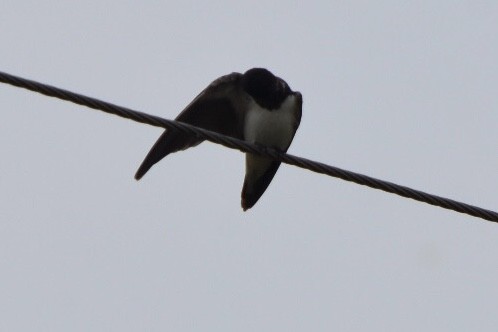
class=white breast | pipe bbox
[244,95,298,150]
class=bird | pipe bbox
[135,68,302,211]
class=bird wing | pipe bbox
[135,72,245,180]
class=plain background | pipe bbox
[1,1,497,331]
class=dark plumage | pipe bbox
[135,68,302,210]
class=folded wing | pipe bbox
[135,73,245,180]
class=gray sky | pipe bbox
[1,1,497,331]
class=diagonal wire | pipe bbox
[1,70,497,223]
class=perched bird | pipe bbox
[135,68,302,210]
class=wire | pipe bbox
[1,70,497,223]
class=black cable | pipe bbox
[1,70,497,223]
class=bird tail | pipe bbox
[241,155,281,211]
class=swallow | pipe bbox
[135,68,302,210]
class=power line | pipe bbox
[1,70,497,223]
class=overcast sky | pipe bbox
[1,1,497,331]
